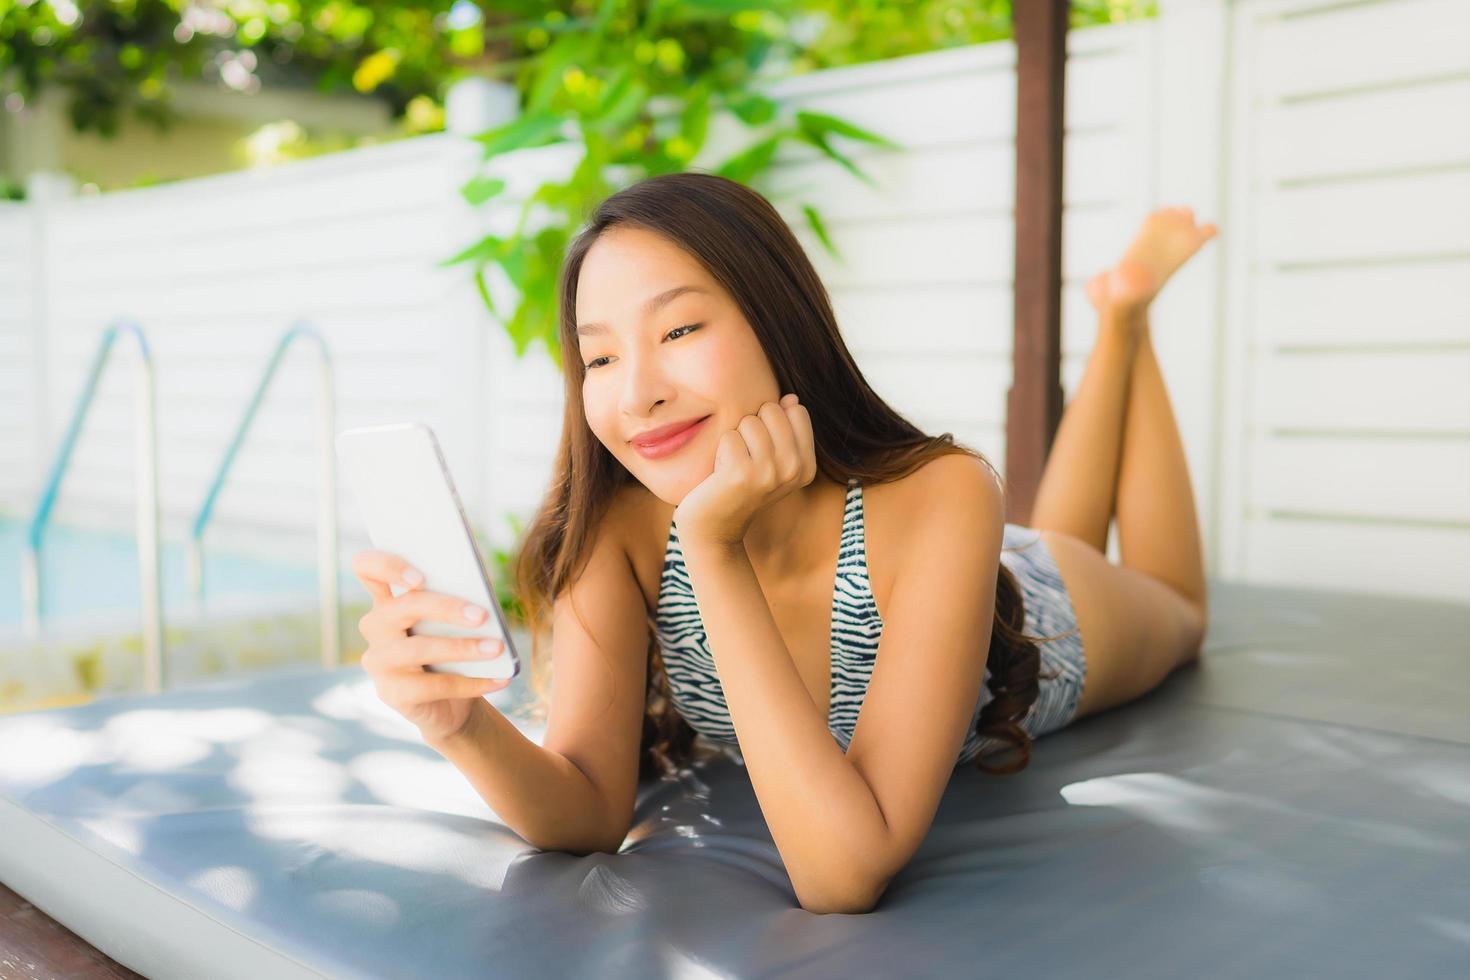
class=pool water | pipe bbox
[0,518,374,711]
[0,518,360,629]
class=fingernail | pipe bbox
[478,639,501,654]
[402,568,424,587]
[463,604,486,623]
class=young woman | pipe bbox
[351,173,1216,914]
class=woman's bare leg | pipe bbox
[1028,207,1218,719]
[1030,205,1213,615]
[1115,309,1208,617]
[1027,306,1142,554]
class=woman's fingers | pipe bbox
[375,668,507,709]
[351,549,424,604]
[758,400,801,485]
[783,397,817,484]
[358,586,493,645]
[384,633,505,672]
[382,588,491,634]
[737,411,776,483]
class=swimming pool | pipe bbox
[0,517,369,712]
[0,517,362,628]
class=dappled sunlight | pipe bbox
[114,776,198,815]
[185,864,260,913]
[1061,772,1229,834]
[1195,861,1322,913]
[0,714,103,783]
[101,707,278,772]
[242,808,518,892]
[227,733,351,803]
[347,750,490,820]
[661,944,738,980]
[1061,770,1462,857]
[75,814,144,855]
[311,888,402,930]
[310,677,427,744]
[1401,760,1470,806]
[1423,914,1470,946]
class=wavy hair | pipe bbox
[511,171,1075,779]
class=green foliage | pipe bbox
[0,0,505,136]
[790,1,1156,69]
[0,1,1156,140]
[433,1,1155,371]
[441,0,914,372]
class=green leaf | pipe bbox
[681,0,802,17]
[460,175,507,206]
[526,32,591,113]
[438,233,503,268]
[473,265,498,318]
[794,126,875,187]
[593,65,633,115]
[680,83,712,153]
[498,236,530,289]
[600,76,649,132]
[728,91,778,126]
[472,110,567,158]
[795,109,902,150]
[801,203,840,260]
[713,133,783,184]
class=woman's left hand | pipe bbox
[673,393,817,549]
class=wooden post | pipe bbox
[1006,0,1068,525]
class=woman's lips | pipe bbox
[632,416,711,459]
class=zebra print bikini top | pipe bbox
[654,478,995,761]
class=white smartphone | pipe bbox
[336,421,521,682]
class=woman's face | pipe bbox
[576,226,781,505]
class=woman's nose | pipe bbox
[618,350,675,416]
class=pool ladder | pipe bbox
[188,321,341,671]
[23,320,166,690]
[23,319,342,695]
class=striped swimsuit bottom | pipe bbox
[654,480,1088,765]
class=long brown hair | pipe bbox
[511,171,1073,780]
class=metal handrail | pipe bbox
[187,321,341,669]
[23,319,166,692]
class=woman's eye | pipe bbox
[584,323,701,370]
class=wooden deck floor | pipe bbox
[0,881,143,980]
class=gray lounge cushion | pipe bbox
[0,580,1466,979]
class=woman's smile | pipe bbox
[631,414,712,459]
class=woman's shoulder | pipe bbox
[605,482,676,612]
[865,453,1004,602]
[869,452,1001,516]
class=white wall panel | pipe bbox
[1221,0,1470,602]
[11,2,1462,605]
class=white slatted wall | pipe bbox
[0,202,36,512]
[3,3,1464,602]
[1218,0,1470,601]
[27,136,488,563]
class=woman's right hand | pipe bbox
[351,548,512,744]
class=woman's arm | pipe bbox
[678,534,892,914]
[428,700,628,853]
[428,488,652,856]
[679,454,1004,914]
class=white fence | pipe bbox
[1216,0,1470,599]
[1,0,1465,604]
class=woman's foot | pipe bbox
[1085,206,1218,314]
